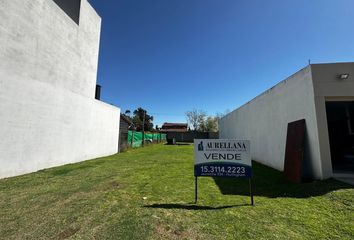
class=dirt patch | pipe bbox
[155,221,201,240]
[57,227,80,239]
[93,180,124,192]
[110,181,119,188]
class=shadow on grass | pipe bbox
[143,203,249,210]
[49,159,107,176]
[213,162,353,198]
[164,143,192,146]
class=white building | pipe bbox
[0,0,120,178]
[219,62,354,180]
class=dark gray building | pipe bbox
[119,115,133,152]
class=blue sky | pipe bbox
[89,0,354,127]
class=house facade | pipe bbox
[161,123,188,133]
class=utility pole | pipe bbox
[142,110,145,147]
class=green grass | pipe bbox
[0,144,353,239]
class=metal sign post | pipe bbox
[194,139,254,206]
[195,176,198,204]
[249,178,254,206]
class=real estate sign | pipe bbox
[194,139,251,178]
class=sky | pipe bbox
[89,0,354,127]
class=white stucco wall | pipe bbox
[0,75,120,178]
[219,66,324,179]
[0,0,120,178]
[0,0,100,98]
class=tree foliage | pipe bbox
[133,107,154,131]
[123,108,154,131]
[204,116,218,132]
[185,109,206,131]
[185,109,219,132]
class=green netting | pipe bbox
[128,131,143,148]
[145,133,153,141]
[128,131,167,148]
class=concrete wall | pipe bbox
[219,66,324,179]
[311,62,354,178]
[0,77,120,178]
[0,0,120,178]
[0,0,100,98]
[166,132,219,143]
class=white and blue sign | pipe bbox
[194,139,252,178]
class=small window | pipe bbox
[53,0,81,25]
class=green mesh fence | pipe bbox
[127,131,142,148]
[145,133,153,141]
[127,131,166,148]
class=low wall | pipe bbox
[166,132,219,143]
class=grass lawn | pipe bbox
[0,144,353,239]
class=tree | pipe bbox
[124,110,131,116]
[132,107,154,131]
[212,112,225,132]
[185,109,206,131]
[186,109,228,132]
[205,116,218,132]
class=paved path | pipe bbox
[334,177,354,186]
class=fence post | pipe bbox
[131,131,134,147]
[142,132,145,147]
[142,111,145,147]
